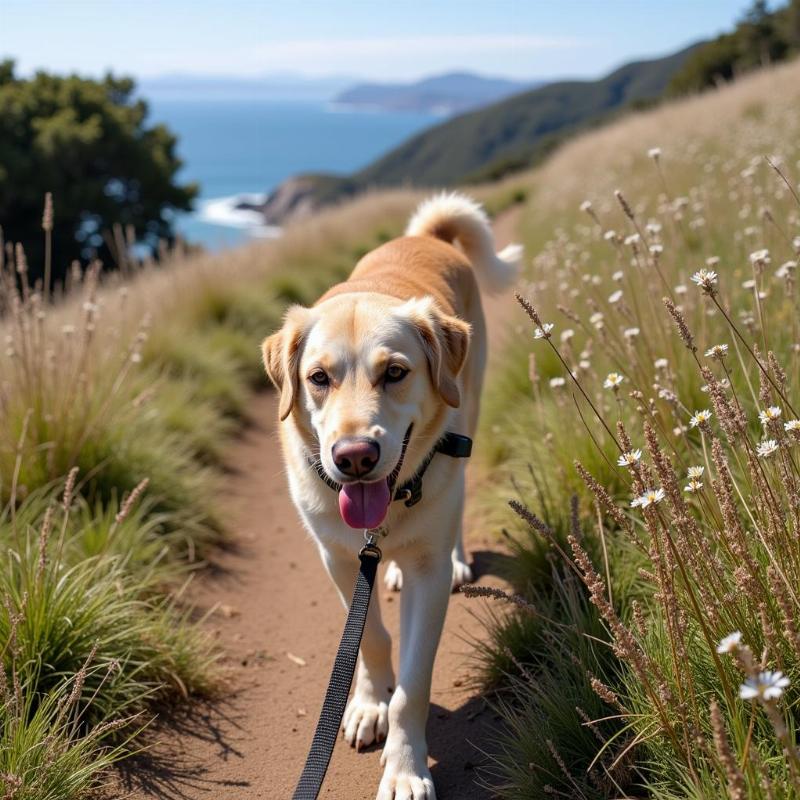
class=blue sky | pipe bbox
[3,0,760,81]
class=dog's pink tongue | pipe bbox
[338,481,391,529]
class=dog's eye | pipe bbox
[385,365,408,383]
[309,370,329,387]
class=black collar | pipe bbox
[309,430,472,509]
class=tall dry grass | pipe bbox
[0,187,420,797]
[475,59,800,798]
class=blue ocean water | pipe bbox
[147,98,437,250]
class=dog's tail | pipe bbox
[405,192,522,295]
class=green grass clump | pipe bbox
[476,61,800,798]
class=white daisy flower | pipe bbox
[704,344,728,359]
[776,260,797,279]
[691,269,718,292]
[716,631,742,654]
[624,233,640,246]
[604,230,617,242]
[784,419,800,432]
[759,407,782,427]
[612,270,624,282]
[648,147,662,159]
[689,409,713,428]
[608,289,623,304]
[534,323,554,339]
[649,244,664,256]
[654,358,669,370]
[604,372,624,389]
[684,479,703,493]
[631,488,665,509]
[739,670,790,701]
[624,327,640,339]
[580,200,593,212]
[757,439,780,458]
[617,449,642,468]
[549,377,566,388]
[560,328,575,343]
[687,466,704,479]
[749,248,771,265]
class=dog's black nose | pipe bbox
[332,437,380,478]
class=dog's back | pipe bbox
[317,192,521,323]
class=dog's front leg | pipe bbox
[377,547,451,800]
[322,546,394,750]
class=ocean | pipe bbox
[147,98,437,250]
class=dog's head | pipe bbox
[262,293,470,529]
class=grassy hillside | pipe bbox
[473,57,800,799]
[0,190,421,797]
[356,44,699,187]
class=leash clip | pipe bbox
[359,527,385,560]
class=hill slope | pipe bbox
[356,44,700,186]
[334,71,533,114]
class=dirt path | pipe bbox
[119,208,522,800]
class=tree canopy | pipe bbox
[668,0,800,95]
[0,60,196,287]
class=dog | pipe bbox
[262,193,520,799]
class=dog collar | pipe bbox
[308,430,472,509]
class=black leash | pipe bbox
[293,431,472,798]
[292,538,382,800]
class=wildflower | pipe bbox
[684,478,703,493]
[654,358,669,370]
[580,200,593,212]
[687,466,704,479]
[560,328,574,343]
[649,244,664,256]
[648,147,662,159]
[624,327,640,339]
[749,248,770,265]
[739,670,789,701]
[705,343,728,359]
[608,289,623,304]
[691,269,718,292]
[689,409,713,428]
[603,372,624,389]
[646,221,662,235]
[624,233,640,246]
[776,260,797,278]
[603,230,617,242]
[617,449,642,468]
[534,323,554,339]
[742,279,756,290]
[631,488,665,509]
[758,406,782,427]
[589,312,604,326]
[716,631,742,654]
[784,419,800,433]
[756,439,779,458]
[578,359,590,370]
[706,256,720,266]
[674,284,688,295]
[549,377,566,389]
[612,270,624,281]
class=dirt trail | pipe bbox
[120,208,522,800]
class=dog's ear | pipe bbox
[402,298,471,408]
[261,305,312,421]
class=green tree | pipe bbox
[0,60,197,288]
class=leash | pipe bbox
[292,532,383,800]
[293,431,472,798]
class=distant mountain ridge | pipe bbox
[334,71,535,114]
[250,42,704,225]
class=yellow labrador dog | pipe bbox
[263,193,520,799]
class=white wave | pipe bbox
[197,194,282,238]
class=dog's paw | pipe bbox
[376,760,435,800]
[342,695,389,750]
[451,558,473,591]
[384,560,403,592]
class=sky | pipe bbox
[2,0,762,83]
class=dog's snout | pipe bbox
[332,437,380,479]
